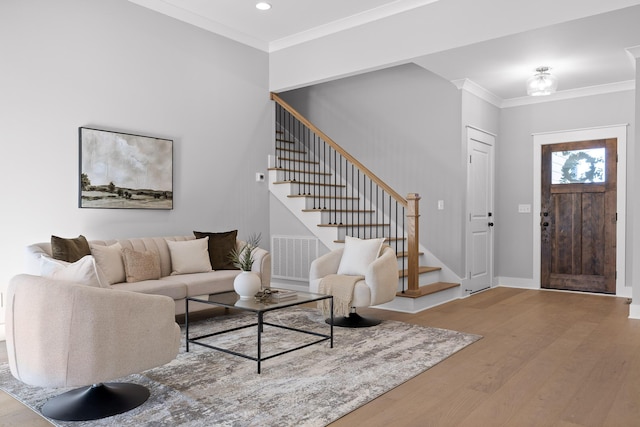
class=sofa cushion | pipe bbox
[111,278,187,301]
[51,234,91,263]
[166,238,212,275]
[122,248,161,283]
[90,242,125,285]
[179,270,242,296]
[337,236,385,276]
[193,230,238,270]
[40,255,109,288]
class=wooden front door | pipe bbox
[541,139,617,293]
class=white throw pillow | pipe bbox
[166,237,213,275]
[90,242,125,285]
[40,255,109,288]
[337,236,385,276]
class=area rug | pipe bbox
[0,308,481,426]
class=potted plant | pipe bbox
[229,233,262,299]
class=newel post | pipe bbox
[406,193,421,295]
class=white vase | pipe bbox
[233,271,261,300]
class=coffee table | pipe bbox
[185,290,333,373]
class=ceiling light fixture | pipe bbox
[255,2,271,11]
[526,66,558,96]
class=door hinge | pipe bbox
[469,155,472,163]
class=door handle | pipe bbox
[488,222,494,227]
[541,222,549,227]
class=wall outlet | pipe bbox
[518,204,531,213]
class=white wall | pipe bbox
[0,0,271,321]
[279,64,466,276]
[497,91,635,282]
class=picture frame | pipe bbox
[79,127,173,209]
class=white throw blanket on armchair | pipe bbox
[318,274,364,317]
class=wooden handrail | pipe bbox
[271,92,407,208]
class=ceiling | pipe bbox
[129,0,640,103]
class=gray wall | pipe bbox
[280,64,467,276]
[497,91,635,280]
[0,0,271,293]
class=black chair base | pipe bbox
[326,312,382,328]
[41,382,150,421]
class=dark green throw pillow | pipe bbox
[51,234,91,263]
[193,230,239,270]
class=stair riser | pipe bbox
[333,225,396,240]
[313,211,374,223]
[298,197,361,210]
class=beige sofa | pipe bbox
[25,235,271,315]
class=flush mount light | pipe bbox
[526,66,558,96]
[256,2,271,10]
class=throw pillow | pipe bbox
[337,236,385,276]
[90,242,126,285]
[51,234,91,263]
[193,230,239,270]
[121,248,161,283]
[166,237,213,275]
[40,255,109,288]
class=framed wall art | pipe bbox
[79,127,173,209]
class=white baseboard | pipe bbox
[629,303,640,319]
[495,276,537,289]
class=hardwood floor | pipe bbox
[1,287,639,426]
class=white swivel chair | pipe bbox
[5,274,181,421]
[309,244,398,327]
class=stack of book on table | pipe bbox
[271,289,297,301]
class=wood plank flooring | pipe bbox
[1,287,639,426]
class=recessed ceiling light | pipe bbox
[256,2,271,11]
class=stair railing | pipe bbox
[271,92,421,295]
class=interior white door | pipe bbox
[466,127,495,294]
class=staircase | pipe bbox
[269,93,461,313]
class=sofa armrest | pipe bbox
[251,247,271,288]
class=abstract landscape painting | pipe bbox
[79,127,173,209]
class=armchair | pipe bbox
[5,274,181,421]
[309,245,398,327]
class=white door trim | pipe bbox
[532,124,628,297]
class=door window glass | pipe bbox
[551,148,605,184]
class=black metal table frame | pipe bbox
[185,292,333,374]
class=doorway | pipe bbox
[540,139,617,293]
[532,125,628,297]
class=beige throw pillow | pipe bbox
[337,236,385,276]
[122,248,161,283]
[40,255,109,288]
[166,237,213,275]
[90,242,125,285]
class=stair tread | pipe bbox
[302,208,374,213]
[288,194,359,200]
[318,223,389,228]
[395,282,460,298]
[273,180,345,188]
[399,266,441,277]
[334,236,405,243]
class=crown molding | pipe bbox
[452,79,502,108]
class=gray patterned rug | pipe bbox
[0,308,481,426]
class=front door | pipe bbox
[540,139,617,293]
